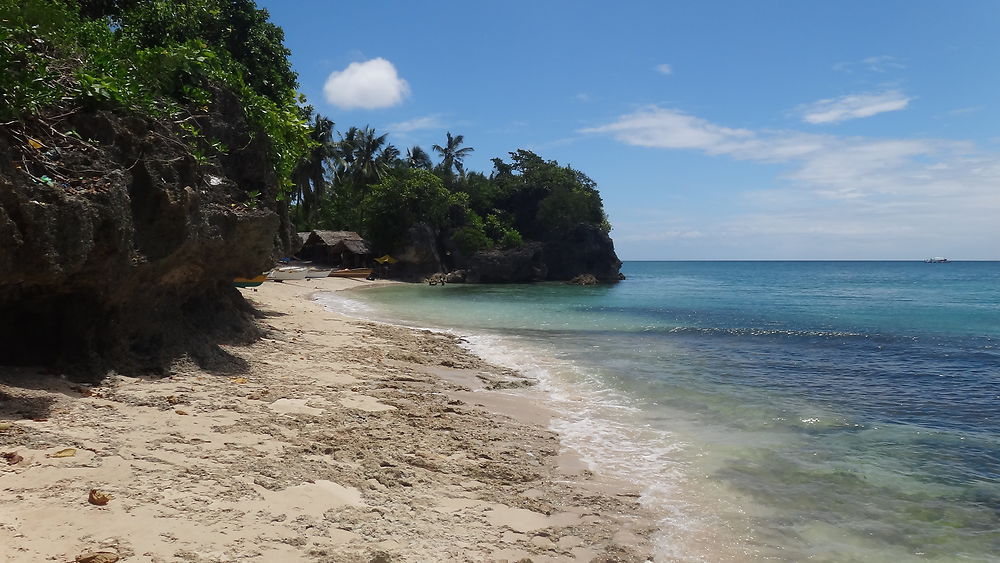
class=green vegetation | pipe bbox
[289,122,610,257]
[1,0,311,191]
[2,0,610,258]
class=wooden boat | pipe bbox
[304,268,333,278]
[328,268,373,278]
[267,266,309,281]
[233,274,267,288]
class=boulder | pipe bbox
[567,274,599,285]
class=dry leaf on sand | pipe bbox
[47,448,77,458]
[175,409,189,415]
[88,489,112,506]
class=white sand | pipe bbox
[0,277,652,562]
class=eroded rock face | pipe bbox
[461,225,622,284]
[466,243,547,283]
[0,94,281,378]
[542,224,622,282]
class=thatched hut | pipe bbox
[299,230,372,267]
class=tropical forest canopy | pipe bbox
[2,0,612,256]
[291,120,612,256]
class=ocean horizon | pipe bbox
[317,260,1000,562]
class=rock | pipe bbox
[75,552,120,563]
[394,222,444,279]
[0,88,279,379]
[466,243,547,283]
[443,270,467,283]
[542,224,622,282]
[567,274,598,285]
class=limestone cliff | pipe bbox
[0,92,283,378]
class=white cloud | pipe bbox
[797,91,912,124]
[580,107,753,153]
[386,115,444,134]
[655,63,673,75]
[582,106,1000,258]
[833,55,905,73]
[323,58,410,110]
[862,55,905,72]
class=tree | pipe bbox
[432,132,474,179]
[335,126,393,185]
[360,169,456,252]
[405,145,433,170]
[291,110,335,228]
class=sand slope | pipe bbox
[0,278,652,562]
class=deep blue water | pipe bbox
[318,261,1000,562]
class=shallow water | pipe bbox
[316,261,1000,562]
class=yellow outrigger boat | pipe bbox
[232,274,268,288]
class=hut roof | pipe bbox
[306,230,371,255]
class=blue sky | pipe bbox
[258,0,999,260]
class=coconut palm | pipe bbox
[432,132,474,178]
[292,111,335,227]
[405,145,433,170]
[335,126,394,185]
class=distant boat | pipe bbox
[304,268,333,278]
[328,268,373,278]
[268,266,309,281]
[233,274,267,288]
[924,257,949,263]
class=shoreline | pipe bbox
[1,276,654,562]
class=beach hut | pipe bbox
[299,230,372,267]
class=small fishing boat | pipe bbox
[233,274,268,288]
[328,268,373,278]
[268,266,309,281]
[924,257,949,263]
[304,268,333,278]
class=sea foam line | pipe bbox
[315,290,718,561]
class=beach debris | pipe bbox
[230,377,248,384]
[175,409,189,415]
[2,452,23,465]
[47,448,77,458]
[27,137,44,150]
[75,551,119,563]
[0,422,12,432]
[88,489,113,506]
[165,395,180,405]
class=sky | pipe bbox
[257,0,1000,260]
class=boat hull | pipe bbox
[233,274,267,288]
[328,268,373,278]
[268,267,309,281]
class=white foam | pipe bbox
[314,289,725,561]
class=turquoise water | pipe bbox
[316,261,1000,562]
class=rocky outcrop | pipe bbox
[541,224,622,281]
[465,242,547,283]
[457,224,622,284]
[392,222,445,280]
[0,92,281,378]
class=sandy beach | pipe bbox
[0,277,653,562]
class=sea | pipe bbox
[315,261,1000,562]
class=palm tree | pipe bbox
[292,112,335,227]
[405,146,433,170]
[432,132,474,178]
